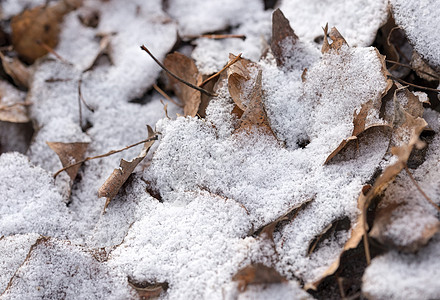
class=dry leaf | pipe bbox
[321,24,348,54]
[47,141,89,181]
[128,279,168,300]
[98,126,156,212]
[11,0,83,64]
[83,33,113,72]
[0,52,31,89]
[163,52,202,117]
[270,8,298,67]
[411,51,439,82]
[369,200,440,252]
[232,263,287,292]
[238,70,272,131]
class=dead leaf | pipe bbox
[270,8,298,67]
[0,52,31,89]
[98,126,156,212]
[128,278,168,300]
[232,263,287,292]
[411,51,439,82]
[238,70,272,131]
[11,0,83,64]
[78,9,100,28]
[163,52,203,117]
[369,200,440,252]
[321,24,347,54]
[47,141,89,181]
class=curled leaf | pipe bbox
[0,52,31,89]
[321,24,348,54]
[98,126,156,212]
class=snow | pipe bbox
[279,0,389,47]
[363,233,440,300]
[1,237,136,299]
[1,0,438,298]
[391,0,440,71]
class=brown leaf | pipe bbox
[232,263,287,292]
[0,52,31,89]
[238,70,272,131]
[98,126,156,212]
[163,52,202,117]
[271,8,298,67]
[321,24,348,54]
[369,200,440,252]
[11,0,82,64]
[83,33,113,72]
[47,141,89,181]
[411,51,439,82]
[325,125,392,165]
[128,279,168,300]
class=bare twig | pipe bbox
[36,40,71,65]
[183,34,246,40]
[153,84,183,107]
[385,60,439,80]
[388,75,440,92]
[53,135,158,178]
[140,45,217,97]
[198,53,242,87]
[404,165,440,212]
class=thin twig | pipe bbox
[36,40,71,65]
[362,202,371,265]
[198,53,242,87]
[53,135,158,178]
[388,75,440,92]
[385,60,439,80]
[140,45,217,97]
[404,165,440,212]
[153,84,183,107]
[183,34,246,40]
[78,77,95,112]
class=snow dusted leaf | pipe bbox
[321,25,347,54]
[270,9,298,67]
[11,0,83,64]
[391,0,440,72]
[0,52,31,89]
[410,51,439,82]
[164,52,203,117]
[362,234,440,300]
[0,81,29,123]
[232,263,287,292]
[1,237,136,299]
[98,126,156,212]
[47,141,89,182]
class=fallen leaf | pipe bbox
[83,33,114,72]
[98,126,156,212]
[11,0,83,64]
[410,51,439,82]
[321,24,347,54]
[0,52,31,89]
[232,263,287,292]
[78,9,100,28]
[47,141,89,182]
[270,8,298,67]
[128,278,168,300]
[163,52,203,117]
[369,199,440,252]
